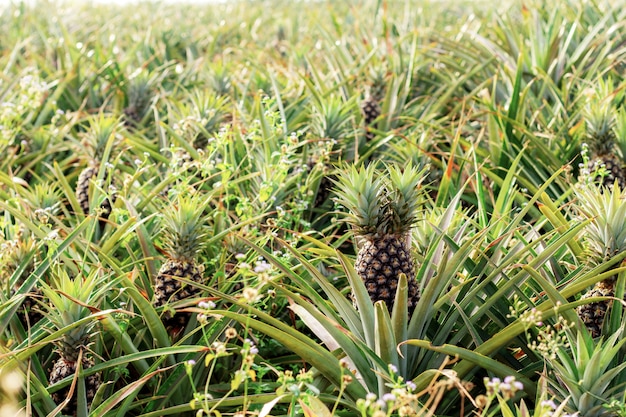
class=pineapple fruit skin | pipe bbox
[75,165,116,221]
[154,259,205,317]
[49,355,101,417]
[76,166,97,215]
[355,234,420,314]
[361,97,381,126]
[587,153,626,189]
[361,97,381,141]
[123,105,142,126]
[577,277,625,338]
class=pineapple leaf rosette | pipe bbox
[42,270,105,416]
[542,324,626,417]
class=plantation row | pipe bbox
[1,0,626,416]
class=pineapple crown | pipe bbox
[582,78,617,155]
[310,95,356,141]
[81,115,121,162]
[126,71,155,108]
[366,67,388,101]
[25,182,63,219]
[613,107,626,163]
[332,163,428,239]
[574,182,626,265]
[0,232,37,282]
[160,193,210,261]
[41,269,103,361]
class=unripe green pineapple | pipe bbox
[154,193,209,328]
[361,71,386,141]
[43,271,102,416]
[333,163,428,315]
[574,184,626,337]
[582,80,626,189]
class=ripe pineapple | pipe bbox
[43,271,102,416]
[154,193,209,328]
[574,184,626,337]
[361,70,386,141]
[581,81,626,189]
[577,279,615,338]
[333,163,427,315]
[76,164,97,215]
[75,163,117,224]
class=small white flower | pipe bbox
[253,260,271,273]
[198,300,216,310]
[382,393,396,402]
[242,287,259,303]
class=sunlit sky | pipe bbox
[1,0,226,6]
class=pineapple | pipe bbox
[306,97,355,210]
[577,280,615,338]
[306,155,335,210]
[581,80,626,189]
[122,73,155,127]
[361,70,386,141]
[43,271,102,416]
[574,183,626,337]
[333,163,427,315]
[7,239,43,327]
[76,164,98,216]
[154,193,209,328]
[75,163,117,225]
[74,117,118,224]
[1,227,43,327]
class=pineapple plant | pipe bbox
[333,163,427,315]
[306,95,357,212]
[43,270,103,416]
[361,69,386,141]
[574,183,626,338]
[74,116,119,224]
[542,326,626,417]
[154,192,210,328]
[2,234,43,327]
[581,79,625,189]
[122,72,155,127]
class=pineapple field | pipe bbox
[2,0,626,415]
